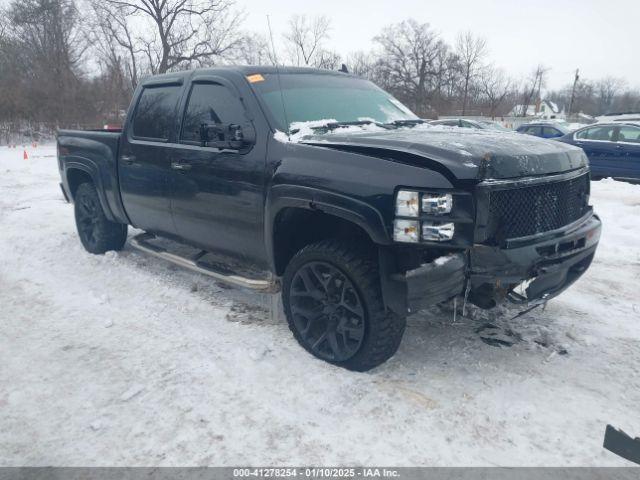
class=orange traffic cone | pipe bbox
[23,149,28,160]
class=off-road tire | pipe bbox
[282,239,406,371]
[74,182,127,254]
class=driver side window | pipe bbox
[181,83,246,142]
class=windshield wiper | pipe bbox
[289,120,386,135]
[289,119,417,136]
[322,120,390,131]
[385,119,427,128]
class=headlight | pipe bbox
[394,189,463,243]
[394,219,419,243]
[395,190,419,217]
[422,193,453,215]
[422,222,455,241]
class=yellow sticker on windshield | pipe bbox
[246,74,265,83]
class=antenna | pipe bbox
[267,15,290,138]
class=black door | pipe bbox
[119,84,182,236]
[168,80,268,271]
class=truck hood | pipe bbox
[300,127,588,181]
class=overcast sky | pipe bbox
[2,0,637,90]
[244,0,639,91]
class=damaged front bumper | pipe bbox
[381,212,602,315]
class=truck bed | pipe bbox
[57,129,128,223]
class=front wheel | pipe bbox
[282,240,406,371]
[74,182,127,254]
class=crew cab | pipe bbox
[57,66,601,371]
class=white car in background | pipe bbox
[596,112,640,123]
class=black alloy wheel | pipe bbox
[73,182,127,254]
[289,261,366,362]
[76,192,101,250]
[283,239,406,371]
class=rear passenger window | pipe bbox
[617,126,640,143]
[132,86,181,140]
[576,126,615,141]
[181,83,246,142]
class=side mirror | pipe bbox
[228,124,244,149]
[199,122,253,150]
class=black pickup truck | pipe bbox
[57,66,601,371]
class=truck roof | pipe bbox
[139,65,356,86]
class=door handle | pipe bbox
[171,162,192,171]
[121,155,136,165]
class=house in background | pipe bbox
[508,100,565,119]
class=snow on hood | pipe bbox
[273,120,588,181]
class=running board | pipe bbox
[129,233,280,293]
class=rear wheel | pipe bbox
[282,239,406,371]
[74,182,127,254]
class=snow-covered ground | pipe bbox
[1,144,639,466]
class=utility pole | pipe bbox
[568,68,580,118]
[536,70,543,103]
[534,71,543,115]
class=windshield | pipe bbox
[249,73,418,132]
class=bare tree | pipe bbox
[0,22,22,141]
[102,0,245,74]
[596,77,626,114]
[0,15,7,41]
[86,4,138,123]
[230,33,273,65]
[90,1,141,88]
[519,64,549,116]
[345,51,376,78]
[612,89,640,113]
[456,31,486,115]
[8,6,640,144]
[283,14,331,67]
[315,50,342,70]
[571,81,596,115]
[480,66,511,118]
[3,0,91,127]
[374,20,449,116]
[6,0,86,74]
